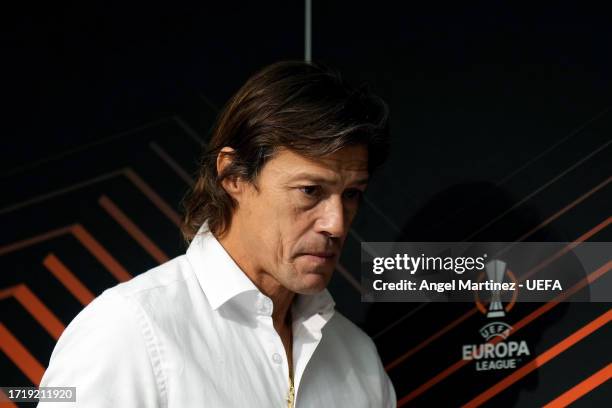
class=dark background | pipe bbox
[2,1,611,407]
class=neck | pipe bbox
[216,225,295,330]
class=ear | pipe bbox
[216,147,243,200]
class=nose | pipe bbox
[314,195,347,239]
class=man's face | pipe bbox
[233,145,369,295]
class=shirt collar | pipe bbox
[186,223,336,326]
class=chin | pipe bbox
[294,285,327,295]
[293,270,332,294]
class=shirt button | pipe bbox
[264,299,272,314]
[259,299,272,315]
[257,296,273,315]
[272,353,283,364]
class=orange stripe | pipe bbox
[124,168,181,227]
[0,224,132,282]
[98,195,169,264]
[397,258,612,406]
[514,176,611,242]
[511,260,612,333]
[0,226,72,256]
[543,363,612,408]
[464,139,612,241]
[0,323,45,385]
[0,286,16,299]
[0,389,19,407]
[378,179,609,341]
[43,253,95,306]
[385,308,478,371]
[149,142,195,186]
[498,216,611,283]
[399,359,471,405]
[388,217,611,373]
[71,224,132,282]
[10,285,65,340]
[462,310,612,408]
[0,170,123,216]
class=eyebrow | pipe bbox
[288,172,369,186]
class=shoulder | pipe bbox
[38,256,199,406]
[44,254,198,374]
[39,288,167,406]
[104,254,204,324]
[111,254,194,298]
[46,288,145,362]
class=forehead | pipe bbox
[262,145,369,182]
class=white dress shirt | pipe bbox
[38,224,396,407]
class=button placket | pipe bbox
[254,293,292,401]
[255,295,283,365]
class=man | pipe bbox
[39,60,396,407]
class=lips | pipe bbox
[303,252,335,258]
[298,253,337,267]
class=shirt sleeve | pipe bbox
[37,289,165,408]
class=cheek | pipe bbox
[249,190,315,265]
[254,214,291,267]
[274,228,307,272]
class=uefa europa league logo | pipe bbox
[485,259,507,318]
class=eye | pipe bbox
[343,189,364,201]
[299,185,321,197]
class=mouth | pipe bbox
[308,251,335,258]
[299,252,337,265]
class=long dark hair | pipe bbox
[181,60,390,242]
